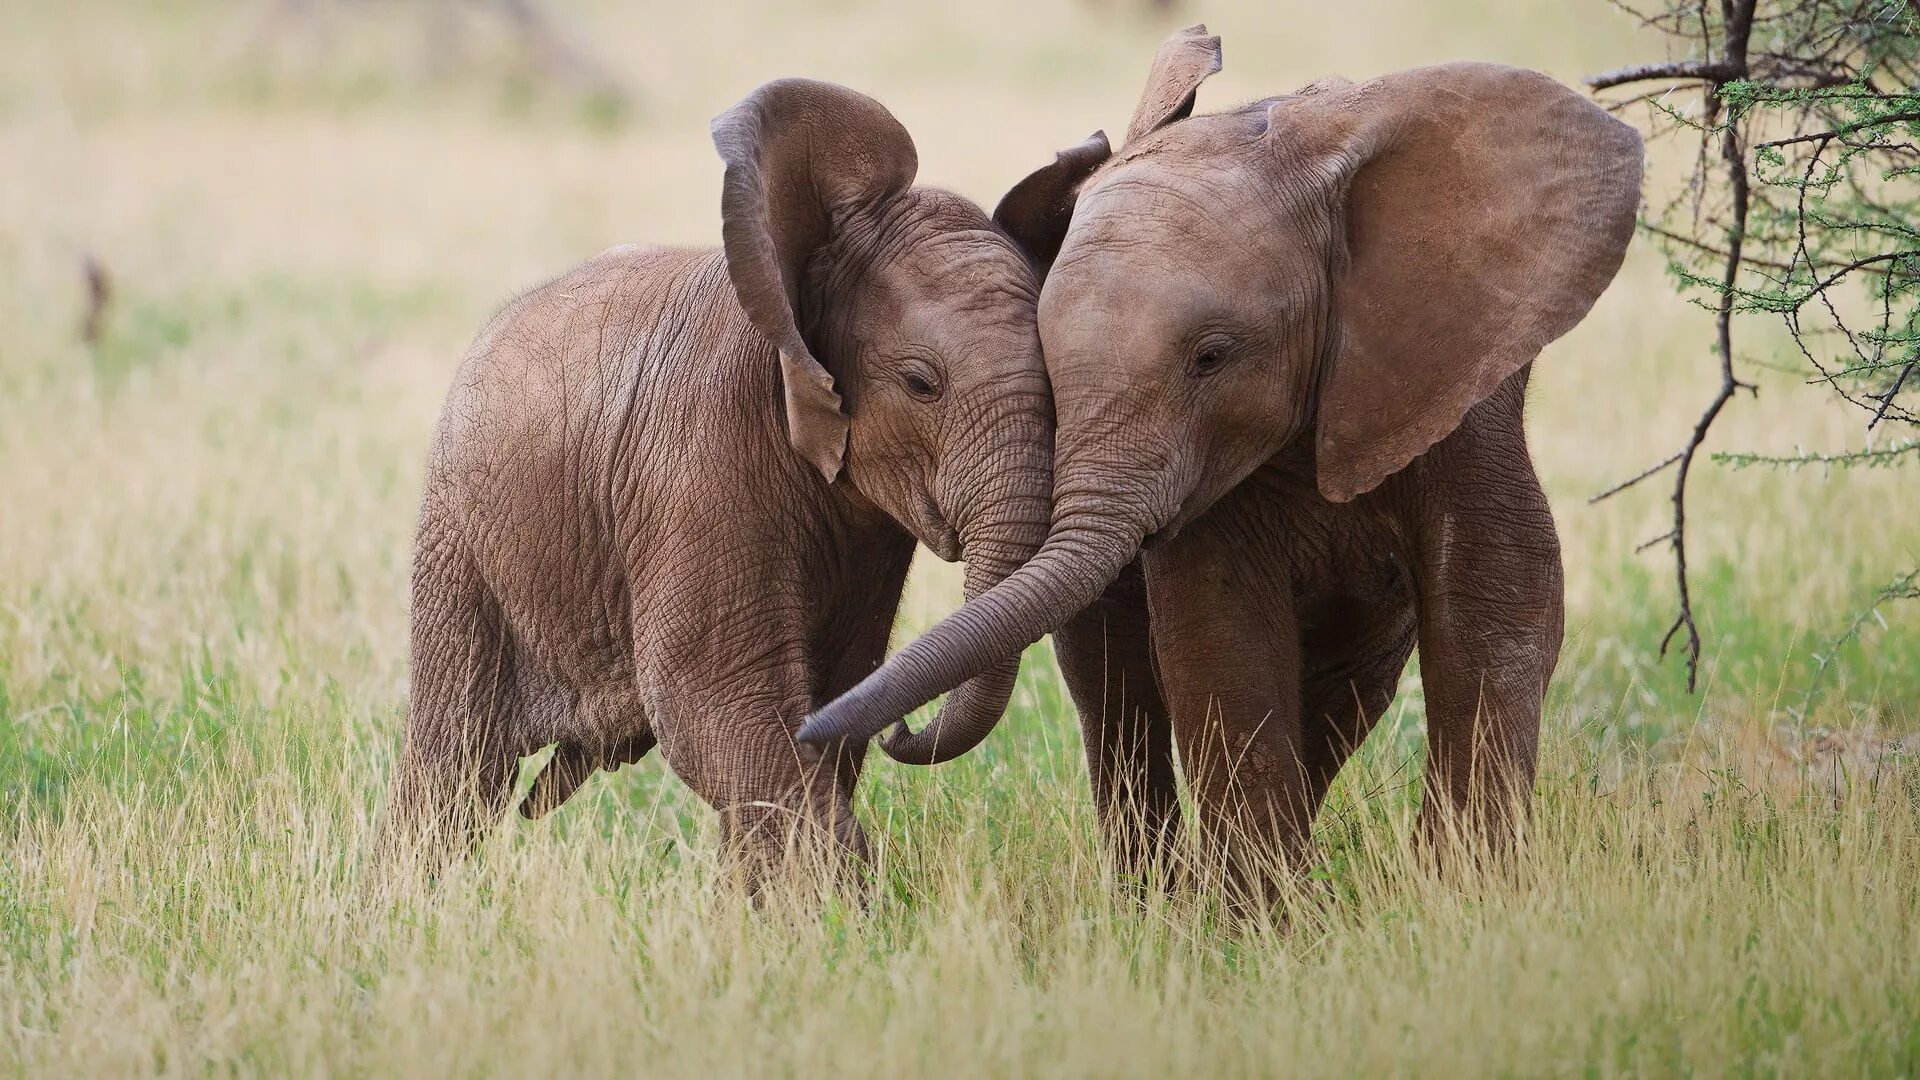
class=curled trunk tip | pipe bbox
[797,496,1147,754]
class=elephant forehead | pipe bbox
[1063,168,1303,273]
[865,189,1036,296]
[1042,222,1259,335]
[876,235,1038,344]
[1039,256,1210,333]
[898,230,1036,304]
[1075,162,1250,238]
[1050,168,1329,320]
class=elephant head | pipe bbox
[796,29,1642,754]
[712,79,1054,763]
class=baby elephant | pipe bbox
[381,79,1053,883]
[801,30,1643,901]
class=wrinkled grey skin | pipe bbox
[380,79,1052,883]
[801,29,1642,900]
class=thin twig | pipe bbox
[1590,451,1685,503]
[1794,567,1920,719]
[1637,529,1681,553]
[1757,112,1920,148]
[1603,84,1699,113]
[1587,59,1741,89]
[1639,222,1799,272]
[1869,352,1919,428]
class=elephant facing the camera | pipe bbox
[803,29,1643,900]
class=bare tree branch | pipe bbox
[1587,59,1741,89]
[1589,450,1684,503]
[1588,0,1917,694]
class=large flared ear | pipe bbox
[1288,63,1643,502]
[1124,23,1222,146]
[711,78,919,481]
[992,130,1111,275]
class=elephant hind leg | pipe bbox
[519,730,658,819]
[1296,594,1418,819]
[378,548,527,875]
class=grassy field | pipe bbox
[3,1,1917,1074]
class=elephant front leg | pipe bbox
[794,554,914,848]
[641,635,870,894]
[1143,514,1310,909]
[1052,558,1180,880]
[1406,455,1565,862]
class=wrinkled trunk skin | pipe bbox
[879,419,1051,764]
[878,544,1024,764]
[800,475,1155,750]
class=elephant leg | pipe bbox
[1143,510,1308,909]
[642,636,868,892]
[811,540,913,770]
[511,652,659,819]
[1295,594,1418,818]
[381,547,526,873]
[1406,409,1565,859]
[1052,558,1180,878]
[519,727,657,820]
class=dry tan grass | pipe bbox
[2,1,1916,1074]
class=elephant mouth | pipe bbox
[1141,501,1194,549]
[896,489,957,561]
[1143,472,1231,549]
[925,523,961,562]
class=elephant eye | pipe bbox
[900,367,943,402]
[1189,336,1237,377]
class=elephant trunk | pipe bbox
[877,461,1049,764]
[799,471,1156,753]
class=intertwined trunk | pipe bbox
[807,479,1153,754]
[875,402,1052,764]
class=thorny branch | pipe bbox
[1586,0,1920,693]
[1586,0,1760,691]
[1588,59,1744,88]
[1756,111,1920,146]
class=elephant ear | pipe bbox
[992,131,1111,275]
[1291,63,1643,503]
[711,78,919,481]
[1125,23,1222,146]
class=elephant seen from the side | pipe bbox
[382,79,1055,883]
